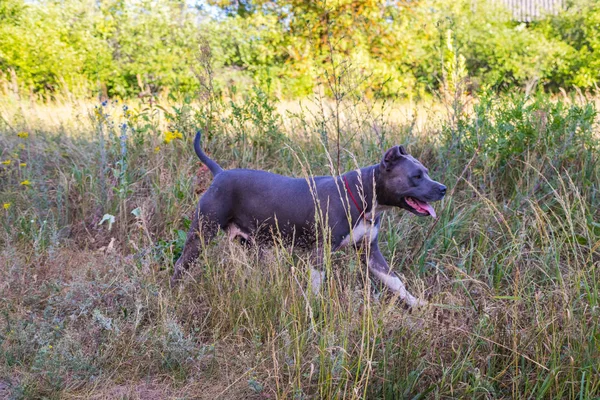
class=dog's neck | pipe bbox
[343,165,390,221]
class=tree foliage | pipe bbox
[0,0,598,98]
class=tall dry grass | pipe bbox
[0,87,599,399]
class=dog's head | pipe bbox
[377,145,446,218]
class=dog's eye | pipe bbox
[413,174,422,180]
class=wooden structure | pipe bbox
[493,0,565,22]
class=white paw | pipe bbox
[405,294,428,308]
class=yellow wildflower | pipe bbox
[20,180,31,186]
[3,203,10,210]
[18,144,25,150]
[20,163,26,167]
[17,132,29,138]
[1,160,11,165]
[163,130,183,144]
[48,345,53,349]
[154,146,160,153]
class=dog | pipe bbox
[171,131,446,307]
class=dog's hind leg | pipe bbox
[170,204,219,286]
[364,240,426,307]
[308,246,326,295]
[310,268,325,295]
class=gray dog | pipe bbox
[171,131,446,307]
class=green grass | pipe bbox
[0,90,599,399]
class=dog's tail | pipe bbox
[194,130,223,176]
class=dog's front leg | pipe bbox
[308,246,325,295]
[364,240,427,307]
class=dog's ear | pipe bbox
[381,145,406,170]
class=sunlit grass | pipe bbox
[0,90,599,399]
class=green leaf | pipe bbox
[98,213,115,231]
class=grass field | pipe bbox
[0,89,599,399]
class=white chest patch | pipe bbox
[338,200,390,248]
[339,219,379,247]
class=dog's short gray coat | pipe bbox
[171,131,446,306]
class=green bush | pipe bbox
[534,0,600,89]
[440,1,570,90]
[443,91,598,194]
[1,0,599,98]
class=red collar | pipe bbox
[343,175,365,220]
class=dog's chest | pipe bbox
[339,219,379,247]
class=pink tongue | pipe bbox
[421,202,436,218]
[410,198,437,218]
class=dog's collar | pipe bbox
[343,176,366,221]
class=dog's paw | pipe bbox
[403,295,429,309]
[413,298,429,308]
[407,298,429,311]
[169,271,182,288]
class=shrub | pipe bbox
[443,91,598,194]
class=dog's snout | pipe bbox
[439,185,447,196]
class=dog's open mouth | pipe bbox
[405,197,437,218]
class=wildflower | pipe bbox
[17,131,29,139]
[48,345,53,349]
[18,144,25,150]
[123,105,129,111]
[163,130,183,144]
[154,146,160,153]
[1,160,11,165]
[101,100,108,107]
[120,133,127,157]
[3,203,10,210]
[20,180,31,186]
[19,163,26,167]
